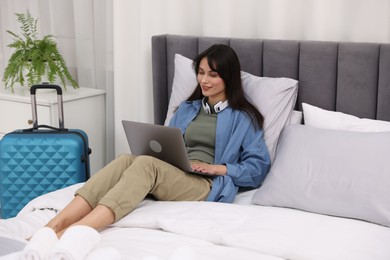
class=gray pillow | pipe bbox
[252,124,390,227]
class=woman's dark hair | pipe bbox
[187,44,264,129]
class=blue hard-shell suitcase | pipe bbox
[0,84,91,219]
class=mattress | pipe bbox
[1,184,390,260]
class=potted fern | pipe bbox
[2,10,79,92]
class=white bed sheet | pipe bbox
[1,184,390,260]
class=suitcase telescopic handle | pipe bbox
[30,84,65,129]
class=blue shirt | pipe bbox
[169,100,271,203]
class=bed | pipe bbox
[1,34,390,260]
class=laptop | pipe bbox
[122,120,211,177]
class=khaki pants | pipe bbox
[75,154,212,221]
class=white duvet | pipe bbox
[1,184,390,260]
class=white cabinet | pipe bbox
[0,87,106,174]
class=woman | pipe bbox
[45,44,271,237]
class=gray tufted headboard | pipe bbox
[151,34,390,125]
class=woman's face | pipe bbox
[197,57,226,104]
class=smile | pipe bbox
[201,85,212,91]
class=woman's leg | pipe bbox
[47,155,211,236]
[98,155,212,222]
[55,204,115,237]
[76,154,136,209]
[45,154,135,236]
[46,195,92,234]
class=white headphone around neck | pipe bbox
[202,97,229,114]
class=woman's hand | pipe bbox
[191,163,227,176]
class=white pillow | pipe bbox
[165,54,298,162]
[252,124,390,227]
[164,54,197,126]
[290,110,303,125]
[302,103,390,132]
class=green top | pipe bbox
[184,107,217,164]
